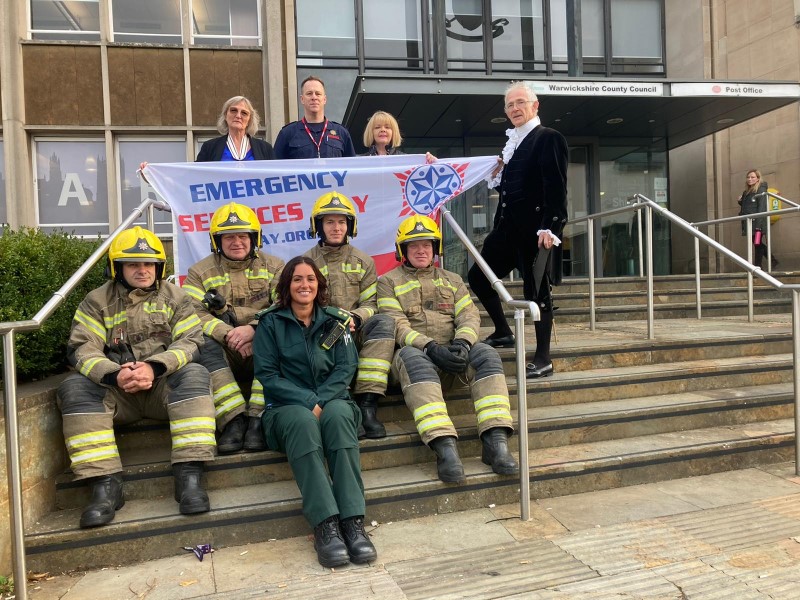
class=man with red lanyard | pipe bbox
[274,76,356,160]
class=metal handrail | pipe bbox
[591,195,800,480]
[1,198,170,599]
[440,207,540,522]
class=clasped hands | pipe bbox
[424,339,471,374]
[116,361,155,393]
[225,325,255,358]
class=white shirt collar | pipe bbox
[514,116,541,146]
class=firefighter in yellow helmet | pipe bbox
[304,191,396,438]
[377,215,518,483]
[56,227,216,528]
[183,202,285,453]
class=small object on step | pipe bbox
[183,543,214,561]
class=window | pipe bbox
[491,0,545,73]
[30,0,101,41]
[111,0,182,44]
[0,141,6,226]
[34,139,109,236]
[118,139,186,236]
[296,0,356,66]
[363,0,423,70]
[549,0,605,72]
[611,0,663,72]
[442,0,484,70]
[192,0,260,46]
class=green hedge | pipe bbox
[0,228,107,381]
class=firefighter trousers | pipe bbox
[57,363,217,480]
[353,314,396,397]
[391,342,514,445]
[198,334,265,429]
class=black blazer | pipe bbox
[196,135,275,162]
[493,125,569,238]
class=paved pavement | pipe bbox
[22,461,800,599]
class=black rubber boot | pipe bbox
[243,415,267,452]
[341,516,378,563]
[313,515,350,568]
[80,473,125,528]
[481,428,520,475]
[356,393,386,439]
[173,461,210,515]
[429,436,466,483]
[217,413,246,454]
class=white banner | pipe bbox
[143,154,497,281]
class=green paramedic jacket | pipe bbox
[253,303,358,411]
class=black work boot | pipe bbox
[243,415,267,452]
[429,436,466,483]
[173,461,210,515]
[481,428,520,475]
[313,515,350,568]
[356,393,386,439]
[80,473,125,528]
[217,413,246,454]
[341,516,377,563]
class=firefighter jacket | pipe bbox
[183,253,284,344]
[254,304,358,411]
[304,243,377,324]
[377,264,480,349]
[66,280,204,384]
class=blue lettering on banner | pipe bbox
[263,229,310,246]
[190,171,348,203]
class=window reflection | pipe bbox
[112,0,181,44]
[35,139,109,236]
[30,0,100,41]
[193,0,260,46]
[363,0,423,70]
[296,0,355,64]
[119,139,185,236]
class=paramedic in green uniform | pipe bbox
[253,256,377,568]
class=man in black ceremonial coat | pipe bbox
[468,81,568,379]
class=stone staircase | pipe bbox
[20,273,798,572]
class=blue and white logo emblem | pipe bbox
[404,164,462,214]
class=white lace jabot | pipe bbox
[486,116,541,189]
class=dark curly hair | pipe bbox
[275,256,330,308]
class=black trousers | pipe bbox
[468,226,552,311]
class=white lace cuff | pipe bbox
[537,229,562,246]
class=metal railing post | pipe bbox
[440,208,538,520]
[636,208,644,278]
[794,289,800,476]
[645,204,655,340]
[3,331,28,600]
[514,308,530,520]
[746,218,754,323]
[588,217,596,331]
[694,236,702,319]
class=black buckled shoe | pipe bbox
[526,362,554,379]
[80,473,125,528]
[341,516,378,564]
[243,415,266,452]
[482,334,515,348]
[217,413,246,454]
[173,461,210,515]
[313,515,350,568]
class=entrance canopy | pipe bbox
[344,75,800,150]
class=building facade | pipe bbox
[1,0,798,276]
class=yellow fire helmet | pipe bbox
[394,214,442,261]
[308,191,358,241]
[107,226,166,280]
[209,202,262,257]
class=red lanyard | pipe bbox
[302,118,328,158]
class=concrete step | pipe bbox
[26,418,795,572]
[53,381,794,511]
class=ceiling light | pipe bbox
[606,117,623,124]
[490,117,507,124]
[717,118,735,124]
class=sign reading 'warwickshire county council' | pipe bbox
[143,154,497,281]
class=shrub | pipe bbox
[0,227,106,381]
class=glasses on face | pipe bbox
[505,99,533,111]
